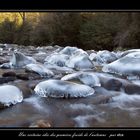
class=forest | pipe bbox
[0,12,140,51]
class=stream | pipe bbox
[0,44,140,127]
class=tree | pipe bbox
[0,18,17,43]
[31,13,83,46]
[19,12,26,25]
[79,13,120,50]
[114,12,140,49]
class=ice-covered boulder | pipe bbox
[34,79,95,98]
[65,53,94,70]
[10,51,36,68]
[94,50,117,65]
[44,53,70,67]
[59,46,79,55]
[102,52,140,80]
[44,63,75,74]
[121,49,140,57]
[25,63,54,77]
[61,72,101,87]
[0,85,23,108]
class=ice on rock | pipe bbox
[44,46,92,70]
[114,51,123,59]
[0,63,11,69]
[65,53,94,70]
[0,85,23,107]
[89,52,97,61]
[44,53,70,67]
[34,79,95,98]
[59,46,88,56]
[59,46,79,55]
[10,51,36,68]
[59,46,92,69]
[61,72,101,87]
[102,52,140,80]
[25,63,54,77]
[121,49,140,57]
[44,63,75,74]
[94,50,117,65]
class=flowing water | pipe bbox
[0,92,140,127]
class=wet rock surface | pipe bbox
[0,45,140,127]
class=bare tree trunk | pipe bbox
[19,12,26,24]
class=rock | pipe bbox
[102,52,140,80]
[61,72,101,87]
[44,64,75,74]
[0,77,16,84]
[34,79,95,98]
[65,53,94,70]
[3,43,14,49]
[0,63,11,69]
[10,51,36,68]
[44,53,70,67]
[2,71,16,77]
[73,87,121,105]
[59,46,79,55]
[0,85,23,108]
[121,49,140,57]
[0,57,9,64]
[89,52,97,61]
[99,77,122,91]
[123,82,140,95]
[27,80,41,90]
[29,120,52,127]
[96,72,140,95]
[0,44,6,48]
[44,46,93,70]
[94,50,118,65]
[16,73,30,80]
[14,82,33,98]
[25,72,42,80]
[25,63,54,78]
[94,86,121,97]
[33,52,47,63]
